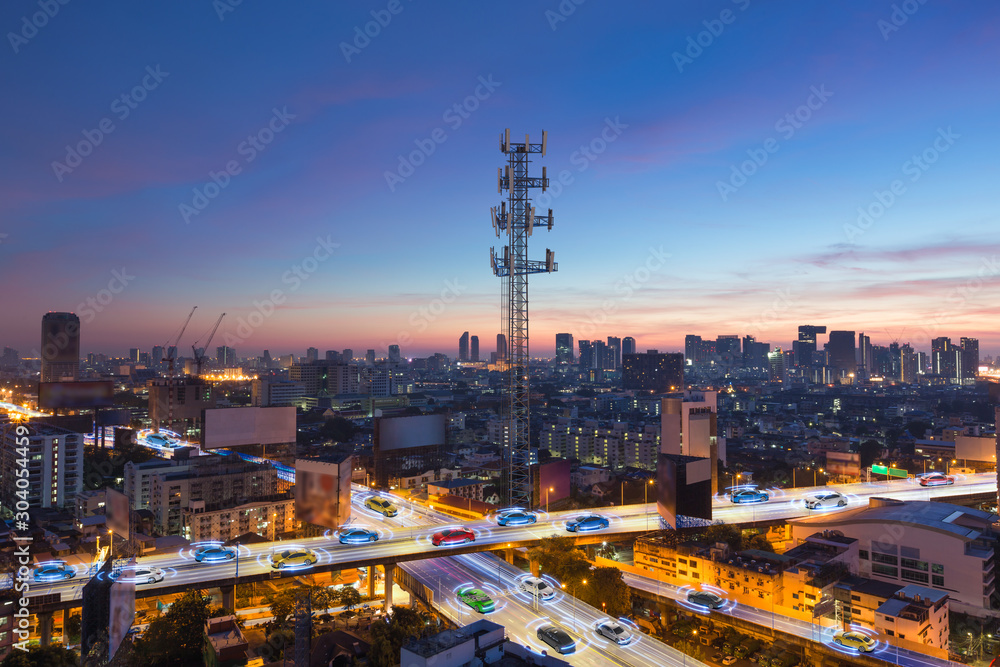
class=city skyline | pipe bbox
[2,3,999,356]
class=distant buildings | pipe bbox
[827,330,856,380]
[40,311,80,382]
[622,351,683,393]
[555,333,573,364]
[540,418,659,470]
[459,332,469,362]
[622,336,636,356]
[496,333,507,360]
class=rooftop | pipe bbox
[402,619,504,658]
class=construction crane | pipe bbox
[159,306,197,432]
[192,313,226,376]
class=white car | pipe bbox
[519,576,556,600]
[804,491,847,509]
[596,620,633,645]
[113,567,165,585]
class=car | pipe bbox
[194,544,237,562]
[145,433,178,447]
[833,630,877,652]
[804,491,847,509]
[537,624,576,654]
[712,653,724,662]
[457,587,496,613]
[722,657,738,666]
[338,527,380,544]
[596,620,633,645]
[497,509,537,526]
[431,528,476,546]
[565,514,609,532]
[269,548,318,569]
[113,567,165,584]
[364,496,398,517]
[518,576,556,600]
[730,489,769,504]
[687,590,725,609]
[32,561,76,582]
[919,472,955,487]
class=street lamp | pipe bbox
[107,529,113,560]
[645,479,654,530]
[546,487,553,514]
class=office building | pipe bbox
[388,344,401,363]
[622,336,636,356]
[1,419,83,509]
[931,337,955,378]
[130,348,140,363]
[366,349,376,364]
[459,332,470,362]
[684,335,701,365]
[40,311,80,382]
[151,345,164,366]
[306,347,319,363]
[216,346,237,366]
[578,340,594,369]
[827,330,856,379]
[555,333,574,364]
[623,352,684,393]
[251,378,306,407]
[496,334,507,360]
[470,335,479,362]
[290,361,361,396]
[342,348,353,363]
[148,377,216,435]
[768,348,785,383]
[716,335,741,368]
[960,337,979,383]
[858,332,873,379]
[607,336,622,370]
[661,391,723,492]
[794,325,826,369]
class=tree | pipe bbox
[321,417,356,442]
[267,589,296,625]
[368,606,428,667]
[583,566,631,617]
[131,591,212,667]
[702,523,743,551]
[857,439,882,468]
[527,537,592,587]
[744,533,774,553]
[0,645,79,667]
[66,613,81,644]
[338,585,362,612]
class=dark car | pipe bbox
[497,510,537,526]
[687,590,725,609]
[565,514,609,532]
[431,528,475,546]
[730,489,769,504]
[537,624,576,654]
[194,544,237,563]
[338,528,380,544]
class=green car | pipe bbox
[457,588,496,613]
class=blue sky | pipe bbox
[2,1,998,358]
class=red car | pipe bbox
[919,472,955,487]
[431,528,476,547]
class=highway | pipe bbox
[621,571,960,667]
[402,551,708,667]
[30,474,996,605]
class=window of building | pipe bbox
[902,570,929,584]
[851,594,861,601]
[932,575,944,587]
[859,550,869,560]
[872,552,898,565]
[901,558,928,571]
[872,564,898,577]
[931,564,943,574]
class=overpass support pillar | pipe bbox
[37,611,53,647]
[61,608,72,645]
[383,563,395,611]
[529,558,539,577]
[368,567,376,598]
[504,548,515,565]
[220,585,235,610]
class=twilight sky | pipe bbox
[2,1,999,359]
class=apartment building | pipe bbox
[0,420,83,510]
[539,418,660,470]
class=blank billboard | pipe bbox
[105,489,131,536]
[38,380,114,409]
[295,457,351,530]
[825,451,861,477]
[657,453,712,530]
[377,414,446,451]
[204,406,296,449]
[955,436,996,463]
[108,575,135,661]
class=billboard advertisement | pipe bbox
[108,572,136,660]
[105,488,131,537]
[657,453,712,530]
[955,435,996,463]
[825,451,861,478]
[203,406,296,449]
[38,380,114,409]
[376,413,446,451]
[295,457,352,530]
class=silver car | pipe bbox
[596,620,633,645]
[519,576,556,600]
[804,491,847,509]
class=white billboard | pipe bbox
[108,572,135,660]
[377,413,446,451]
[204,406,296,449]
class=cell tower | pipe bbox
[490,129,557,507]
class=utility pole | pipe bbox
[491,129,557,507]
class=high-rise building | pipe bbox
[470,335,479,362]
[555,333,574,364]
[716,335,740,368]
[388,345,401,363]
[325,350,340,362]
[151,345,164,366]
[858,333,873,379]
[622,352,684,393]
[768,348,785,383]
[900,344,918,383]
[684,335,701,365]
[932,337,954,378]
[607,336,622,370]
[342,348,353,363]
[496,333,507,361]
[306,347,319,363]
[2,420,84,509]
[216,346,237,366]
[578,340,594,369]
[366,349,376,365]
[0,347,19,370]
[459,332,470,362]
[130,348,140,363]
[960,338,979,383]
[592,340,610,370]
[661,390,723,492]
[40,312,80,382]
[827,330,856,379]
[795,325,826,368]
[622,337,636,357]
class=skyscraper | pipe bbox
[342,349,353,362]
[827,330,856,378]
[795,325,826,368]
[130,348,140,363]
[578,340,594,369]
[716,335,740,368]
[152,345,164,366]
[366,349,376,365]
[607,336,622,370]
[931,337,953,377]
[858,333,873,379]
[496,334,507,360]
[555,333,574,364]
[306,347,319,363]
[960,337,979,382]
[622,352,684,393]
[768,348,785,383]
[459,331,470,362]
[622,337,636,357]
[388,345,401,363]
[40,312,80,382]
[470,335,479,362]
[684,335,701,365]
